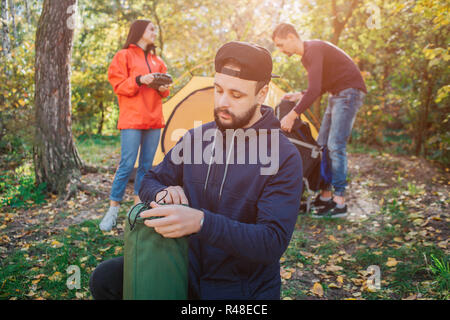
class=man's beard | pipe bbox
[214,103,259,131]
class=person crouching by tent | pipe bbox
[89,41,303,299]
[99,20,170,231]
[272,23,367,219]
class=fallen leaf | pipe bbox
[337,276,344,284]
[300,251,314,258]
[50,240,63,248]
[403,294,417,300]
[325,265,344,273]
[48,272,63,282]
[351,278,364,286]
[99,246,112,253]
[386,257,399,267]
[281,269,292,280]
[437,241,447,249]
[311,282,324,297]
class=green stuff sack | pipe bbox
[123,202,189,300]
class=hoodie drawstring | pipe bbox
[203,129,238,200]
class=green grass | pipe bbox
[0,219,124,300]
[75,134,120,167]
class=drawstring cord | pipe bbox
[128,189,168,231]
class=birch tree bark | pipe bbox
[0,0,11,58]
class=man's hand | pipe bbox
[141,201,204,238]
[156,186,189,205]
[140,73,155,85]
[280,110,299,133]
[282,91,303,102]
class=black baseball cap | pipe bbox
[215,41,278,82]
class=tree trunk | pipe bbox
[97,101,104,135]
[34,0,83,196]
[0,0,11,59]
[24,0,32,26]
[7,0,17,45]
[331,0,359,45]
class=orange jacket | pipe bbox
[108,44,170,130]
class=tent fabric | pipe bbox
[151,76,318,166]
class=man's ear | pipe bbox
[256,84,269,104]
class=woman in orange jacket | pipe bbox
[100,20,170,231]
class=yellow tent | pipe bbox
[151,76,318,166]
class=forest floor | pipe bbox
[0,137,449,300]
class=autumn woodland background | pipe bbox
[0,0,449,300]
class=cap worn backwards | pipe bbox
[215,41,276,82]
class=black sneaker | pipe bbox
[312,194,333,209]
[312,201,347,219]
[299,195,332,215]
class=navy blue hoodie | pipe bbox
[139,105,303,299]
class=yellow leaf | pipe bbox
[281,269,292,280]
[328,283,340,288]
[437,241,447,249]
[393,237,403,242]
[311,282,324,297]
[337,276,344,284]
[325,265,344,273]
[328,235,337,242]
[81,227,89,233]
[386,257,399,267]
[50,240,63,248]
[48,272,62,282]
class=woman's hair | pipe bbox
[123,19,156,54]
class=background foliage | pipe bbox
[0,0,449,170]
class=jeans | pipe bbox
[317,88,365,196]
[110,129,161,202]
